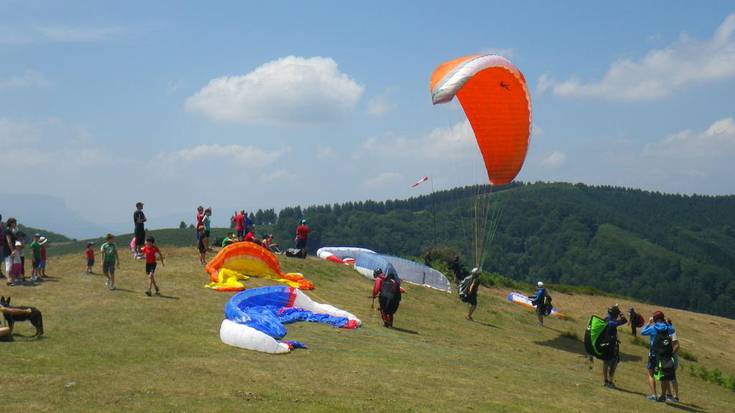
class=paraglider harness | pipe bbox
[531,291,553,316]
[652,329,676,381]
[584,315,619,363]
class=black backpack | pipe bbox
[652,329,673,360]
[381,278,400,300]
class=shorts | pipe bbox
[87,258,95,267]
[461,292,478,306]
[145,262,157,274]
[103,260,116,274]
[647,355,656,371]
[203,230,210,238]
[236,230,244,238]
[10,262,22,276]
[33,259,42,269]
[39,260,46,269]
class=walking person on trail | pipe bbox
[372,268,402,328]
[530,281,550,326]
[100,233,120,290]
[85,242,95,274]
[458,267,481,321]
[203,208,212,251]
[141,236,165,297]
[133,202,147,259]
[602,304,627,388]
[39,236,48,278]
[641,310,676,403]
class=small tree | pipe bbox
[179,221,187,229]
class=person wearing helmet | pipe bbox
[530,281,549,326]
[458,267,481,320]
[602,304,627,388]
[372,267,402,328]
[641,310,676,402]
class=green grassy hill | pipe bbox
[3,247,733,412]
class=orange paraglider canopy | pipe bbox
[205,242,314,291]
[430,55,531,186]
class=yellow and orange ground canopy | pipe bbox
[430,54,532,186]
[205,242,314,292]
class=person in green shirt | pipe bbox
[100,233,120,290]
[221,232,237,248]
[30,234,42,283]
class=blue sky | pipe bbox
[1,1,734,232]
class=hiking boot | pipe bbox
[145,291,152,296]
[666,396,678,403]
[646,395,658,401]
[657,395,666,403]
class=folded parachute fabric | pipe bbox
[205,242,314,291]
[220,285,361,354]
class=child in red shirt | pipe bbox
[85,242,95,274]
[141,236,165,296]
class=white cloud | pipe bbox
[0,118,37,145]
[644,117,735,165]
[34,25,124,42]
[365,172,403,188]
[481,48,516,58]
[539,14,735,101]
[0,25,124,44]
[540,151,566,168]
[0,70,50,89]
[361,120,476,160]
[155,144,287,169]
[186,56,364,125]
[366,88,397,116]
[317,146,339,160]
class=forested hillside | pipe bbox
[266,182,735,318]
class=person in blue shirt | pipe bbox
[530,281,548,326]
[641,310,676,402]
[602,304,627,388]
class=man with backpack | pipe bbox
[530,282,550,326]
[602,304,627,388]
[372,268,402,328]
[641,310,676,402]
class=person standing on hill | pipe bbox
[372,268,402,328]
[602,304,627,388]
[85,242,95,274]
[3,218,18,280]
[30,234,42,283]
[203,208,212,251]
[133,202,147,259]
[530,281,549,326]
[629,307,642,336]
[100,233,120,290]
[641,310,676,402]
[449,255,468,285]
[0,215,4,279]
[459,267,480,321]
[665,318,681,403]
[232,210,245,241]
[294,219,310,256]
[39,236,48,278]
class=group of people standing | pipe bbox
[1,216,49,286]
[594,304,681,403]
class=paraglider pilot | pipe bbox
[372,268,402,328]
